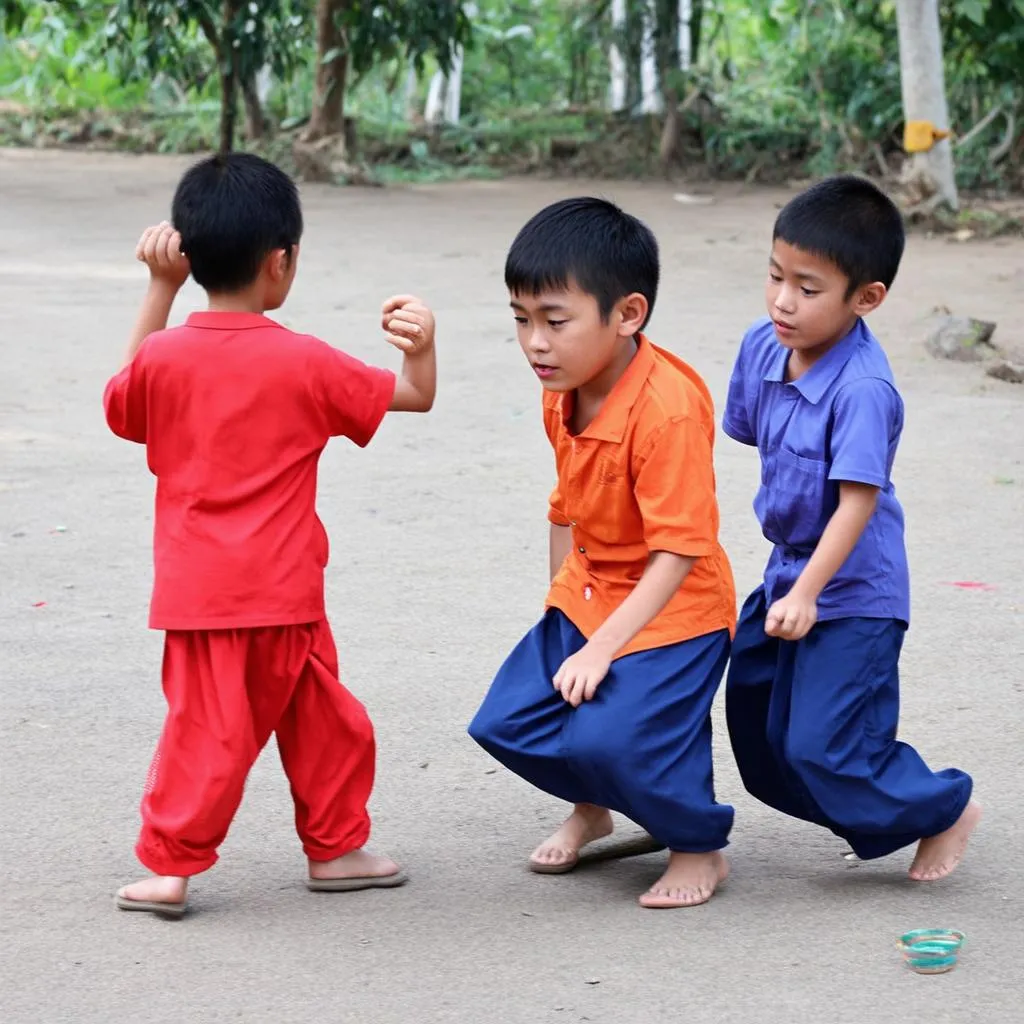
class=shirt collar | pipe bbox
[561,334,656,443]
[185,312,282,330]
[763,318,866,404]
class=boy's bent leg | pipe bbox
[469,610,612,870]
[469,610,594,806]
[786,619,975,868]
[137,630,268,873]
[568,629,733,906]
[725,587,820,822]
[121,630,272,911]
[274,621,402,886]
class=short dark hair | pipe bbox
[171,153,303,293]
[505,197,659,328]
[773,174,905,295]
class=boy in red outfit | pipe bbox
[104,154,436,917]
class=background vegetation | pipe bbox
[1,1,1021,192]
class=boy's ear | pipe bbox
[267,245,299,281]
[852,281,887,317]
[616,292,649,336]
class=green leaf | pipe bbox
[956,0,989,26]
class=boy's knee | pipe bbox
[566,718,635,774]
[468,705,507,752]
[785,732,837,780]
[350,703,375,748]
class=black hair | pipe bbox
[773,174,905,296]
[171,153,303,293]
[505,197,659,328]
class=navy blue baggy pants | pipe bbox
[469,608,734,853]
[726,586,972,860]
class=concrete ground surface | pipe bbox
[1,149,1022,1024]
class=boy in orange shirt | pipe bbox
[469,198,736,908]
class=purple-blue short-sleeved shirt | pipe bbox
[723,317,910,624]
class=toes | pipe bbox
[640,882,714,908]
[534,845,573,865]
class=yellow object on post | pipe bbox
[904,120,952,153]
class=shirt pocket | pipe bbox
[768,446,832,550]
[575,456,634,546]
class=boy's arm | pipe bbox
[765,482,878,639]
[548,448,572,578]
[553,415,713,707]
[121,222,190,369]
[766,378,900,640]
[554,551,696,704]
[549,523,571,580]
[722,331,757,446]
[313,295,435,445]
[382,295,436,413]
[104,223,190,442]
[122,282,178,370]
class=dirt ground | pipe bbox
[1,148,1022,1024]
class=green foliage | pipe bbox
[700,0,1022,189]
[334,0,471,79]
[0,2,147,109]
[101,1,310,85]
[1,0,1021,190]
[459,0,609,117]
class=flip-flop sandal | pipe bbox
[306,870,409,893]
[115,894,188,917]
[529,833,666,875]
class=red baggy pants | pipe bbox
[136,620,375,876]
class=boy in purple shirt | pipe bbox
[723,175,979,881]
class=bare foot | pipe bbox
[638,851,728,909]
[116,875,188,915]
[529,804,614,874]
[308,848,403,883]
[909,801,982,881]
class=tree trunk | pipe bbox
[404,65,420,123]
[678,0,693,71]
[442,46,464,125]
[304,0,350,143]
[218,55,239,155]
[213,0,243,155]
[895,0,958,210]
[608,0,627,111]
[690,0,703,62]
[639,0,661,115]
[424,70,446,126]
[241,74,266,140]
[658,85,680,174]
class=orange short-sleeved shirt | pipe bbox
[543,334,736,656]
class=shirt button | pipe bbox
[578,546,586,553]
[583,586,592,600]
[570,520,577,527]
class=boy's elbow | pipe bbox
[404,392,433,413]
[389,380,435,413]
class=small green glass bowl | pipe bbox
[896,929,965,974]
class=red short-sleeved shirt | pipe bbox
[103,312,395,631]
